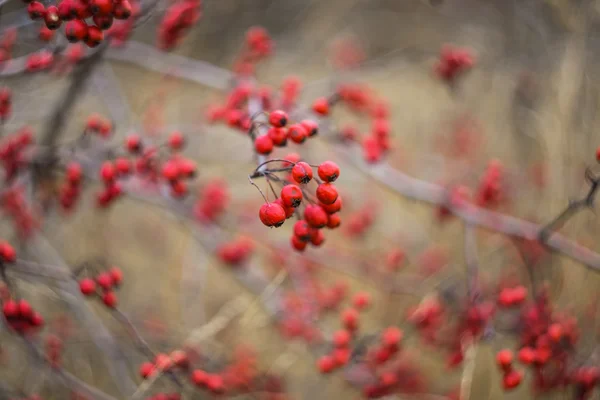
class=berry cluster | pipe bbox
[0,186,39,238]
[2,298,44,334]
[217,237,254,267]
[193,178,229,223]
[0,127,33,182]
[253,110,319,154]
[157,0,202,50]
[25,50,54,73]
[232,26,273,76]
[60,162,83,211]
[25,0,134,47]
[496,349,524,390]
[0,87,11,122]
[434,45,475,83]
[475,159,504,208]
[78,266,123,308]
[86,113,113,137]
[139,350,189,378]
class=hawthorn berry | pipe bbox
[267,127,287,147]
[281,185,303,208]
[274,198,295,219]
[168,131,185,150]
[341,308,359,330]
[44,6,62,30]
[310,229,325,246]
[320,196,342,214]
[316,183,338,205]
[333,348,350,366]
[2,300,18,318]
[79,278,96,295]
[317,355,335,374]
[109,267,123,286]
[287,124,307,144]
[312,97,330,116]
[100,161,116,182]
[206,374,224,393]
[353,292,371,310]
[0,242,16,263]
[126,134,142,153]
[333,329,351,347]
[304,204,328,228]
[496,349,513,370]
[27,2,46,19]
[191,369,207,386]
[113,0,132,19]
[300,120,318,137]
[317,161,340,182]
[382,327,403,349]
[85,25,103,47]
[140,362,155,378]
[162,160,179,181]
[90,0,112,15]
[259,202,286,227]
[326,213,341,229]
[102,291,117,308]
[254,135,274,155]
[93,15,114,30]
[291,162,313,184]
[268,110,288,128]
[517,347,535,364]
[96,272,113,290]
[65,20,88,43]
[115,158,131,175]
[178,159,196,178]
[18,299,32,318]
[502,370,523,390]
[291,234,307,251]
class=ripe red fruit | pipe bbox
[206,374,224,393]
[291,162,313,184]
[18,300,32,318]
[109,267,123,286]
[321,196,342,214]
[115,158,130,175]
[0,242,16,263]
[44,6,62,30]
[259,202,286,227]
[496,349,513,370]
[333,330,351,347]
[353,292,370,310]
[268,110,288,127]
[254,135,274,155]
[274,198,294,219]
[96,272,113,290]
[102,291,117,308]
[162,160,179,181]
[287,124,307,144]
[85,25,103,47]
[333,348,350,366]
[316,183,338,205]
[178,159,196,178]
[317,355,335,373]
[191,369,207,386]
[341,308,359,330]
[30,312,44,327]
[3,300,18,318]
[310,229,325,246]
[93,14,113,30]
[267,127,287,147]
[312,97,330,116]
[168,131,185,150]
[382,327,403,349]
[548,323,563,342]
[65,20,88,43]
[100,161,116,182]
[113,0,132,19]
[502,370,523,390]
[66,162,83,183]
[139,362,155,378]
[90,0,112,15]
[317,161,340,182]
[517,347,535,364]
[293,220,311,241]
[27,2,46,19]
[79,278,96,295]
[126,134,142,153]
[304,204,328,228]
[281,185,303,208]
[291,235,307,251]
[326,213,341,229]
[300,120,318,137]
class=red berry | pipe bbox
[291,162,313,184]
[113,0,132,19]
[293,220,311,241]
[0,242,16,263]
[109,267,123,286]
[102,291,117,308]
[162,160,179,181]
[291,235,307,251]
[191,369,207,387]
[310,229,325,246]
[317,161,340,182]
[259,202,286,227]
[79,278,96,295]
[93,14,114,30]
[170,350,189,368]
[30,312,44,327]
[96,272,113,290]
[115,158,130,175]
[139,362,155,378]
[2,300,18,318]
[206,374,224,393]
[333,330,351,347]
[66,162,83,183]
[333,348,351,366]
[27,2,46,19]
[312,97,330,116]
[100,161,116,182]
[353,292,370,310]
[304,204,328,228]
[320,196,342,214]
[382,327,403,349]
[326,213,341,229]
[517,347,535,364]
[18,299,32,319]
[281,185,303,208]
[168,131,185,150]
[317,355,335,373]
[90,0,112,15]
[44,6,62,30]
[268,110,288,127]
[502,370,523,390]
[273,198,294,219]
[341,308,359,330]
[126,134,142,153]
[178,159,196,178]
[267,127,287,147]
[65,20,88,43]
[254,135,274,155]
[316,183,338,205]
[85,25,103,47]
[496,349,513,370]
[300,120,318,137]
[548,323,563,342]
[287,124,307,144]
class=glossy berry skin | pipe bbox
[321,196,342,214]
[326,213,341,229]
[85,25,103,47]
[113,0,132,19]
[0,242,16,263]
[293,220,311,241]
[44,6,62,30]
[304,204,328,229]
[254,135,274,155]
[27,2,46,19]
[268,110,288,128]
[291,234,307,251]
[139,362,155,378]
[90,0,112,15]
[333,330,351,347]
[191,369,207,386]
[259,202,286,227]
[310,229,325,246]
[65,20,88,43]
[291,162,313,184]
[312,97,330,116]
[93,15,113,30]
[126,134,142,153]
[79,278,96,295]
[267,127,287,147]
[287,124,307,144]
[318,161,340,182]
[281,185,303,208]
[316,183,338,205]
[300,120,318,137]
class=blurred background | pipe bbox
[1,0,600,399]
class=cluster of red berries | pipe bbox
[86,113,113,137]
[0,28,17,65]
[496,349,524,390]
[232,26,273,76]
[343,202,377,238]
[104,0,139,46]
[45,334,63,366]
[157,0,202,50]
[0,87,11,122]
[193,179,229,223]
[1,186,39,238]
[139,350,189,378]
[2,298,44,334]
[25,0,134,48]
[60,162,83,211]
[434,45,475,83]
[217,237,254,267]
[25,50,54,73]
[0,127,33,182]
[254,110,318,155]
[78,266,123,308]
[406,297,444,345]
[190,370,225,394]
